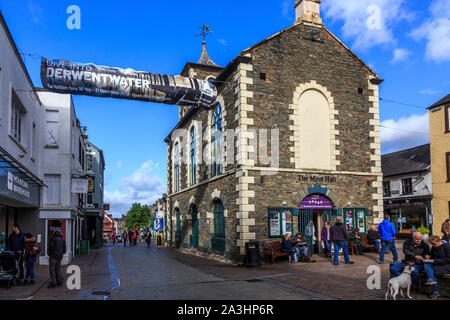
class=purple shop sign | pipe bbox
[300,195,334,210]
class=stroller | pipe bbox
[0,251,21,289]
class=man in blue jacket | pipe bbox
[377,215,399,264]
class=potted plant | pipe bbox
[417,224,431,243]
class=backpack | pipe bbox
[31,243,41,256]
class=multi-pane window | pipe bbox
[45,110,59,146]
[87,154,94,171]
[383,181,391,197]
[11,92,24,142]
[44,175,61,205]
[174,143,180,192]
[190,127,197,185]
[402,178,413,195]
[211,104,223,177]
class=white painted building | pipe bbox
[37,90,87,265]
[0,10,46,249]
[382,144,434,237]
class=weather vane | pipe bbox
[195,25,213,43]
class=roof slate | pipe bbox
[381,144,430,177]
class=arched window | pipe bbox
[190,126,197,185]
[174,143,180,192]
[211,104,223,177]
[298,89,331,170]
[176,209,181,233]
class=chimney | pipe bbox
[294,0,323,26]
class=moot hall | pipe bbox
[164,0,385,262]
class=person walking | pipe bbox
[112,233,116,246]
[377,215,399,264]
[48,231,66,288]
[305,221,316,256]
[321,221,332,258]
[330,218,354,265]
[123,229,128,247]
[132,229,137,246]
[442,218,450,242]
[7,224,25,283]
[23,233,40,285]
[128,229,133,247]
[145,230,152,248]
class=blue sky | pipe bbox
[1,0,449,217]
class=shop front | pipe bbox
[384,196,432,238]
[39,210,75,265]
[268,194,369,255]
[0,151,43,252]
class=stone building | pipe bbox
[165,0,384,263]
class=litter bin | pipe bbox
[245,241,261,267]
[156,233,163,246]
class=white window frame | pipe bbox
[44,175,61,205]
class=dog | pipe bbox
[385,265,415,300]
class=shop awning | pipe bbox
[0,145,46,187]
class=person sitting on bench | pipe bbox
[348,228,365,255]
[390,232,436,296]
[293,233,308,258]
[281,234,299,263]
[425,235,450,299]
[367,225,381,253]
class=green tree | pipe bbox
[125,203,151,230]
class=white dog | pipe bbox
[385,265,415,300]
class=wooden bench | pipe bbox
[362,234,377,252]
[264,241,290,264]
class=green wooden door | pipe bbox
[191,207,199,248]
[211,201,225,253]
[175,209,181,246]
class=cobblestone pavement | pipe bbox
[10,240,447,300]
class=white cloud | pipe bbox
[105,160,166,218]
[380,113,430,154]
[419,88,442,95]
[322,0,413,51]
[282,0,291,19]
[28,1,43,24]
[217,39,228,46]
[410,0,450,62]
[391,48,412,64]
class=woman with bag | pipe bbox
[23,233,40,285]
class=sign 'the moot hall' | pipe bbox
[164,0,385,262]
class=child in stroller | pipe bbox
[0,251,21,289]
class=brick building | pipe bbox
[165,0,385,263]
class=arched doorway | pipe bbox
[211,200,225,254]
[190,205,199,248]
[299,194,334,255]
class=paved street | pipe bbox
[1,241,445,300]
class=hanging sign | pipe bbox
[40,58,216,109]
[71,178,88,194]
